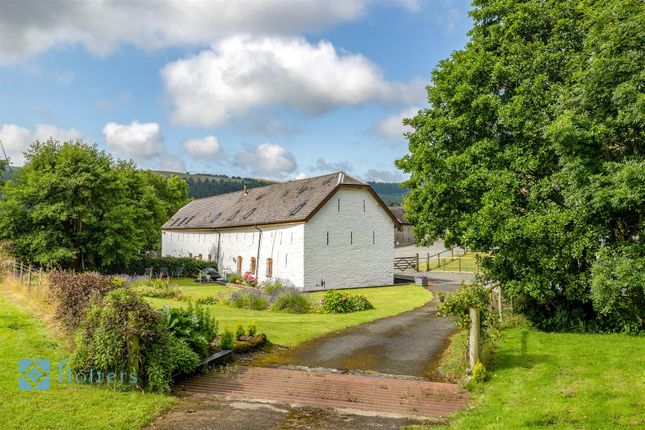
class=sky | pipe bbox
[0,0,472,182]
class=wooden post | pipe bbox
[426,253,429,270]
[458,257,462,272]
[415,253,419,272]
[19,262,23,281]
[27,264,32,290]
[38,267,43,292]
[497,286,503,322]
[469,308,481,370]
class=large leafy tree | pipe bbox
[0,140,189,271]
[397,0,644,332]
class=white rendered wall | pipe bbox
[161,224,305,289]
[304,188,394,291]
[161,231,218,262]
[216,224,305,289]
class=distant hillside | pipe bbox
[155,171,274,199]
[158,171,408,205]
[3,166,408,205]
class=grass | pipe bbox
[426,327,645,429]
[0,288,174,430]
[418,252,485,273]
[149,279,433,346]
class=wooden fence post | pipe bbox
[497,286,503,322]
[27,264,32,290]
[415,253,419,272]
[458,257,462,272]
[19,262,23,281]
[426,253,430,270]
[469,307,481,370]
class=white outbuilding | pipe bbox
[161,172,400,291]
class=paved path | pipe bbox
[259,276,462,378]
[177,366,468,421]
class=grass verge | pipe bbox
[0,286,174,430]
[148,281,433,346]
[424,327,645,429]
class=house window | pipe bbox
[197,253,203,260]
[208,254,212,262]
[250,257,256,273]
[188,252,192,258]
[236,256,243,274]
[266,258,273,277]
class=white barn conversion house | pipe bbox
[161,172,400,290]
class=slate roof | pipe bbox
[389,207,410,225]
[162,172,399,230]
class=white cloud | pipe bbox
[311,157,353,173]
[0,1,367,64]
[34,123,81,142]
[161,36,424,127]
[0,124,32,166]
[183,135,223,159]
[159,154,186,172]
[364,169,404,183]
[289,172,307,181]
[234,143,297,178]
[375,106,420,141]
[102,121,164,159]
[0,123,81,165]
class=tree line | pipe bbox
[0,140,189,272]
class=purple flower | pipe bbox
[341,297,347,302]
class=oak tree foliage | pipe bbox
[397,0,644,332]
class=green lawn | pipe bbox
[432,328,645,429]
[418,253,485,273]
[148,280,433,346]
[0,291,174,430]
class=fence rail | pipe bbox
[395,246,479,273]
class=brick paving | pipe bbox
[177,366,468,420]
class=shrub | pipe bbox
[320,290,373,314]
[235,324,245,340]
[270,288,312,313]
[471,360,488,383]
[118,255,213,276]
[70,288,198,393]
[242,271,257,286]
[246,321,257,337]
[159,303,218,356]
[48,271,121,331]
[227,273,243,284]
[219,328,235,350]
[196,296,218,305]
[131,278,183,300]
[228,288,269,310]
[347,295,374,312]
[437,282,490,332]
[261,278,295,295]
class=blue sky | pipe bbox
[0,0,471,181]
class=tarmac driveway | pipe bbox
[259,276,463,378]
